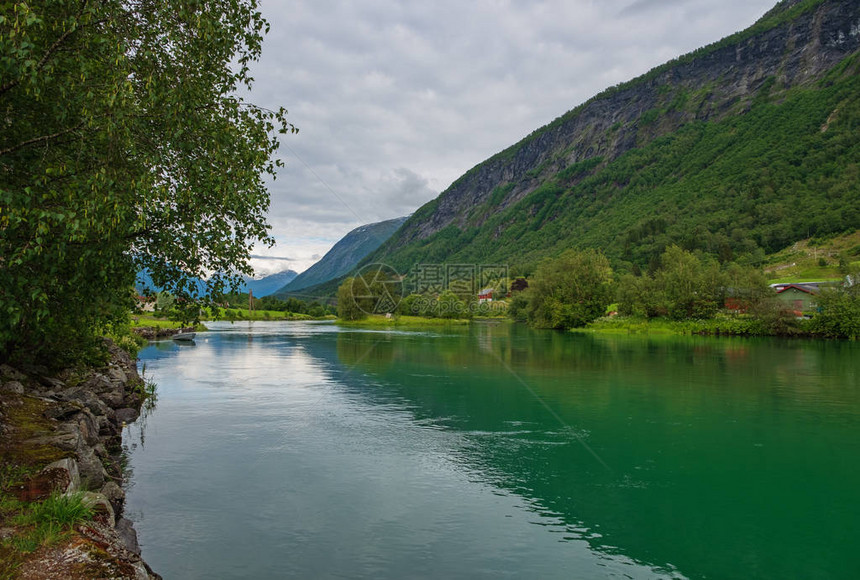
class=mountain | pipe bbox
[239,269,298,297]
[363,0,860,276]
[276,216,408,296]
[135,269,297,297]
[135,270,205,295]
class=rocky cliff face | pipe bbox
[383,0,860,249]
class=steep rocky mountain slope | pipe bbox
[365,0,860,275]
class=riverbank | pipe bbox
[201,309,325,322]
[337,314,473,328]
[577,313,817,337]
[0,341,160,578]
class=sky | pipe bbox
[244,0,778,276]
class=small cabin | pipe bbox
[135,295,156,312]
[477,288,494,303]
[774,284,818,314]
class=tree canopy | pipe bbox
[524,248,614,329]
[0,0,295,364]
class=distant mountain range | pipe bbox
[136,269,298,298]
[239,270,298,297]
[275,216,408,297]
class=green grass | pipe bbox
[337,315,471,328]
[576,316,682,335]
[201,308,321,322]
[767,276,842,284]
[764,232,860,283]
[0,490,94,574]
[17,492,94,528]
[580,312,815,337]
[131,315,198,329]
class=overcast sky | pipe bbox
[244,0,778,276]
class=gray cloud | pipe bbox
[244,0,777,274]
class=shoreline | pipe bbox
[0,341,160,579]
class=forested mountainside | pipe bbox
[276,216,407,295]
[364,0,860,275]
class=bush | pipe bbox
[336,278,367,321]
[526,249,614,329]
[810,282,860,339]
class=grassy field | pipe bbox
[764,231,860,283]
[200,308,324,322]
[131,315,207,331]
[337,315,472,328]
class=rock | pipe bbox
[38,376,66,391]
[43,400,83,420]
[116,407,140,425]
[29,427,81,453]
[101,481,126,516]
[83,373,127,408]
[2,380,25,394]
[73,409,101,447]
[116,518,141,555]
[76,446,107,489]
[0,364,26,381]
[81,491,115,526]
[98,414,120,437]
[45,457,82,493]
[109,365,128,384]
[12,459,81,501]
[133,327,156,341]
[56,387,112,417]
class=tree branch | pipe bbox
[0,2,98,98]
[0,123,84,157]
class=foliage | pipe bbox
[215,291,330,317]
[616,246,778,321]
[19,492,94,529]
[809,277,860,339]
[436,290,471,319]
[654,246,725,319]
[522,249,614,329]
[507,291,531,323]
[336,278,367,321]
[0,0,295,366]
[583,312,808,337]
[0,490,94,567]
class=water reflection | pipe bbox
[328,324,860,579]
[126,321,860,579]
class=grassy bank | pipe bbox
[201,308,329,322]
[578,314,815,337]
[337,315,472,328]
[131,315,207,331]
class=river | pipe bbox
[125,321,860,579]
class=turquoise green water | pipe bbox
[126,321,860,579]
